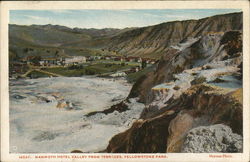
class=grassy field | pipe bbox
[126,64,156,83]
[27,71,50,78]
[94,60,141,66]
[43,67,85,77]
[44,62,136,77]
[24,61,154,81]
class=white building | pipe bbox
[65,56,86,65]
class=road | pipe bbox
[20,68,64,78]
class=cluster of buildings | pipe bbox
[21,56,87,67]
[40,56,87,66]
[16,55,157,68]
[86,55,157,64]
[10,54,158,77]
[9,61,29,75]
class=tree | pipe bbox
[30,56,41,65]
[141,60,147,69]
[55,50,59,57]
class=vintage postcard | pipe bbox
[1,1,249,161]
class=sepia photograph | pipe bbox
[1,1,249,161]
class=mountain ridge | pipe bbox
[9,12,242,60]
[106,12,242,58]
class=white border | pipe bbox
[1,1,249,162]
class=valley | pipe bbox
[9,11,243,153]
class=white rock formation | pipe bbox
[181,124,243,153]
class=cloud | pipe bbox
[165,14,199,20]
[114,9,137,13]
[142,13,163,18]
[10,9,238,29]
[49,10,74,14]
[24,15,44,20]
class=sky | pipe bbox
[10,9,241,29]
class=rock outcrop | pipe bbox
[181,124,243,153]
[106,84,242,153]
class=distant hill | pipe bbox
[9,12,242,60]
[9,24,129,59]
[10,24,91,47]
[106,12,242,59]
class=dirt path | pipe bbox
[21,68,64,77]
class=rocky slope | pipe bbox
[107,12,242,58]
[106,84,242,153]
[105,27,243,153]
[128,30,242,103]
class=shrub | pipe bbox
[191,76,207,85]
[173,85,180,90]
